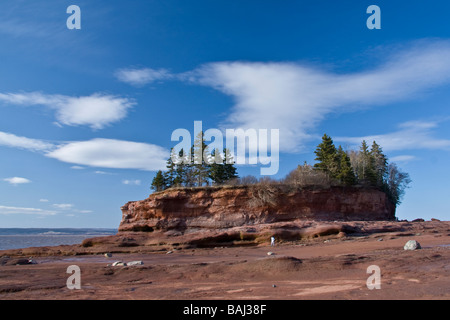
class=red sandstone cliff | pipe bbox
[119,185,395,232]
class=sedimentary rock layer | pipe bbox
[119,185,395,232]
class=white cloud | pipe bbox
[177,40,450,152]
[389,155,417,163]
[122,179,141,185]
[0,205,57,216]
[0,131,54,152]
[0,130,169,172]
[3,177,32,185]
[45,138,169,171]
[94,170,115,175]
[39,199,49,202]
[0,92,135,129]
[70,166,85,170]
[75,209,93,214]
[335,120,450,152]
[52,203,74,209]
[115,67,173,86]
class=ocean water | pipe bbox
[0,228,117,250]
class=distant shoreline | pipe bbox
[0,228,117,251]
[0,228,117,235]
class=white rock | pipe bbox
[112,261,127,266]
[404,240,421,250]
[127,260,144,266]
[267,252,275,256]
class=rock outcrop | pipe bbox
[119,185,396,233]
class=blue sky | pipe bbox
[1,0,450,227]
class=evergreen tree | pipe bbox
[314,134,340,179]
[164,148,177,188]
[173,148,188,187]
[336,146,356,186]
[208,148,238,185]
[223,148,238,182]
[193,131,210,186]
[208,148,226,185]
[370,141,388,187]
[357,140,377,185]
[151,170,166,192]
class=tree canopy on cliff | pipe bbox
[151,133,410,207]
[313,134,411,206]
[151,135,239,191]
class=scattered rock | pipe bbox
[272,284,277,288]
[104,253,112,258]
[267,252,275,256]
[112,261,127,266]
[127,260,144,266]
[404,240,421,250]
[166,251,173,254]
[412,218,425,222]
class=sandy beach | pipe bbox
[0,221,448,300]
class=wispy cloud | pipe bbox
[94,170,115,175]
[3,177,32,185]
[115,67,173,86]
[0,131,54,152]
[122,179,141,186]
[122,40,450,152]
[389,155,417,163]
[0,205,57,216]
[335,120,450,152]
[0,131,169,172]
[52,203,74,210]
[0,92,135,130]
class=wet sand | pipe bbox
[0,222,449,300]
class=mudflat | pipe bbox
[0,221,448,300]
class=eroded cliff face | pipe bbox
[119,185,395,232]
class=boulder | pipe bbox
[127,260,144,266]
[404,240,421,250]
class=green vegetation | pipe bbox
[311,134,411,206]
[152,133,411,207]
[151,132,239,191]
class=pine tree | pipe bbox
[223,148,238,181]
[151,170,166,192]
[336,146,356,186]
[357,140,377,185]
[193,131,210,186]
[370,141,388,187]
[208,148,238,185]
[208,148,226,185]
[164,148,177,188]
[173,148,188,187]
[314,134,340,179]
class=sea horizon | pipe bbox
[0,228,117,251]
